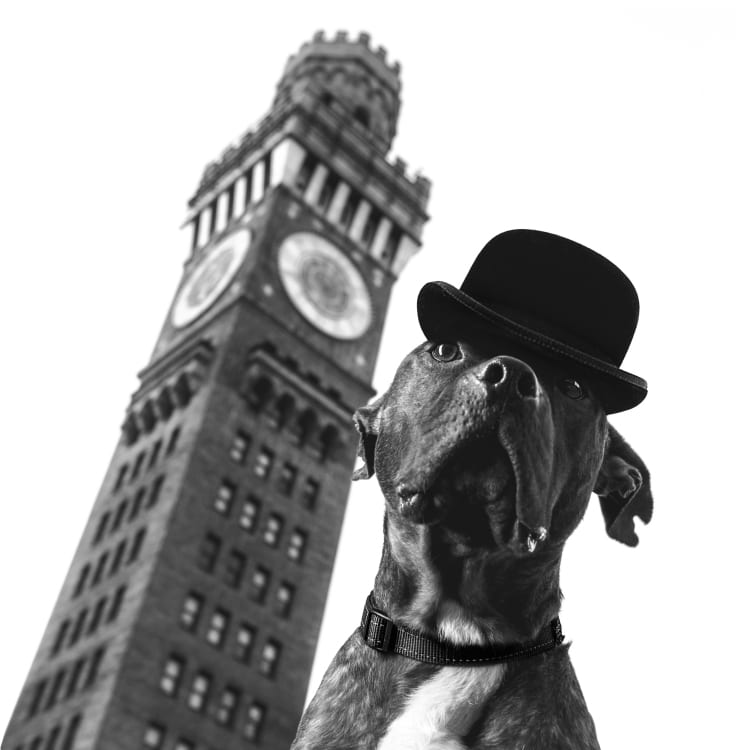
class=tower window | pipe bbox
[254,447,274,479]
[275,582,295,618]
[215,685,240,727]
[128,527,147,564]
[148,439,163,470]
[229,431,251,464]
[147,475,164,508]
[234,623,255,662]
[213,481,236,515]
[60,713,81,750]
[45,668,66,709]
[294,153,316,192]
[316,171,339,212]
[111,500,128,534]
[197,533,221,573]
[165,426,181,455]
[143,723,165,749]
[92,512,110,546]
[262,514,284,548]
[27,679,47,718]
[224,550,246,589]
[249,566,270,603]
[360,208,381,250]
[353,105,370,129]
[51,619,70,657]
[301,478,319,510]
[91,552,109,586]
[186,671,211,712]
[287,529,308,563]
[180,592,204,631]
[160,654,184,696]
[259,639,281,678]
[114,463,129,492]
[129,487,146,521]
[87,596,107,634]
[68,609,88,647]
[42,726,60,750]
[243,701,266,742]
[206,608,230,647]
[382,226,402,263]
[110,539,127,576]
[239,496,260,532]
[339,189,359,231]
[131,451,146,482]
[72,564,91,598]
[65,658,85,698]
[278,463,297,495]
[108,584,127,622]
[84,647,105,688]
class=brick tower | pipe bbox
[2,31,430,750]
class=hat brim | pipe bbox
[417,281,647,415]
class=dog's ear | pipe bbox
[352,396,384,481]
[594,425,653,546]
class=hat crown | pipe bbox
[462,230,639,366]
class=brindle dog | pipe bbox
[292,334,652,750]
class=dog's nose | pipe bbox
[477,356,540,400]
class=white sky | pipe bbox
[1,2,748,747]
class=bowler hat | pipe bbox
[417,229,647,414]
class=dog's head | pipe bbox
[354,338,652,556]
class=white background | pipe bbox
[1,2,748,748]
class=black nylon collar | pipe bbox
[360,593,564,666]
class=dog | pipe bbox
[291,230,652,750]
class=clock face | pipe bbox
[172,229,251,328]
[277,232,372,340]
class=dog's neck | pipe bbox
[372,515,564,647]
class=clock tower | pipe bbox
[3,31,430,750]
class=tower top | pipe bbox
[274,30,402,153]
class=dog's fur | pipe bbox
[292,336,652,749]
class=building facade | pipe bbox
[2,31,430,750]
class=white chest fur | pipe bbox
[376,663,506,750]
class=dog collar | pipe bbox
[360,593,564,666]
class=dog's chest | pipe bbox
[377,664,506,750]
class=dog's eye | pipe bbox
[430,343,461,362]
[559,378,586,399]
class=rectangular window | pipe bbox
[224,549,246,589]
[108,585,127,622]
[43,726,60,750]
[278,463,297,496]
[72,564,90,598]
[213,480,236,515]
[382,226,402,262]
[239,496,260,532]
[84,647,105,688]
[253,447,274,479]
[142,722,165,749]
[316,171,338,212]
[180,592,204,631]
[68,608,88,647]
[197,533,221,573]
[206,608,230,648]
[294,153,316,192]
[110,539,127,576]
[87,596,107,634]
[65,658,85,698]
[92,512,110,545]
[301,478,319,510]
[249,566,270,603]
[148,439,163,470]
[45,669,66,709]
[147,475,164,507]
[243,701,266,741]
[360,208,381,249]
[51,619,70,656]
[215,685,240,727]
[166,426,181,455]
[160,654,184,696]
[111,500,128,534]
[287,529,308,563]
[234,623,255,662]
[275,582,295,618]
[339,189,359,230]
[129,487,146,521]
[27,679,47,718]
[128,527,147,564]
[131,450,146,481]
[60,713,81,750]
[262,514,284,548]
[229,431,251,464]
[114,463,129,492]
[91,552,109,586]
[259,639,281,678]
[186,671,211,712]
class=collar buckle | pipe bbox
[363,607,396,653]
